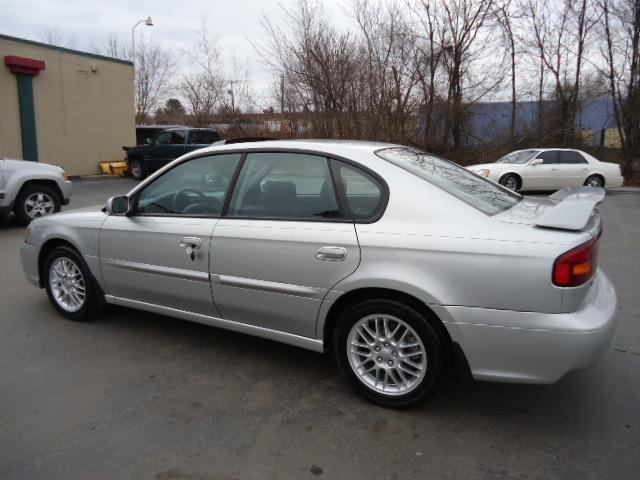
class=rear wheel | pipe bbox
[14,184,61,225]
[43,246,99,321]
[334,298,445,408]
[129,158,145,180]
[500,173,520,191]
[584,175,604,187]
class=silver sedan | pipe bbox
[20,140,618,407]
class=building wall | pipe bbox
[466,97,620,147]
[0,35,135,175]
[602,128,622,148]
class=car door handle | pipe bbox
[179,237,202,261]
[316,246,347,261]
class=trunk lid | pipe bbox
[495,187,604,238]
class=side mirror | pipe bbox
[146,137,152,144]
[106,196,129,215]
[530,158,543,166]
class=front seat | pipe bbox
[263,181,297,216]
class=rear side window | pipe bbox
[559,151,587,164]
[189,130,220,144]
[156,130,185,145]
[536,151,559,164]
[227,152,340,219]
[333,161,383,220]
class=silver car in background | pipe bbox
[20,140,618,407]
[1,157,72,225]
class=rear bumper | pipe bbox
[606,175,624,188]
[435,270,618,384]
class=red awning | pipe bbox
[4,55,46,76]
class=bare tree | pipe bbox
[179,21,226,127]
[90,35,129,60]
[91,35,172,124]
[519,0,551,138]
[219,54,254,118]
[253,0,636,159]
[599,0,640,178]
[134,40,173,124]
[257,0,361,137]
[351,0,422,143]
[524,0,598,142]
[39,26,75,49]
[436,0,496,147]
[409,0,448,149]
[494,1,518,140]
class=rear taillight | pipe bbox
[553,234,600,287]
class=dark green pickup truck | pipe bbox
[124,127,220,179]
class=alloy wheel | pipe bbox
[25,192,55,219]
[48,257,86,312]
[347,314,427,396]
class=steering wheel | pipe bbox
[173,187,206,213]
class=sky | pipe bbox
[0,0,349,105]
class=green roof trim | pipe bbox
[0,33,134,66]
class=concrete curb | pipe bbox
[609,187,640,193]
[70,174,131,181]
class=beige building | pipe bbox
[602,128,622,148]
[0,34,135,175]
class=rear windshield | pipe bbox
[376,147,521,216]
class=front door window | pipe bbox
[136,153,241,216]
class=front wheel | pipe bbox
[14,184,61,225]
[44,246,100,321]
[500,173,520,191]
[128,158,146,180]
[334,299,445,408]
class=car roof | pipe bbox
[511,148,583,153]
[136,125,184,129]
[193,139,399,158]
[161,127,217,131]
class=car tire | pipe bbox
[584,175,604,187]
[499,173,520,191]
[14,184,61,225]
[129,158,146,180]
[333,298,445,408]
[43,245,100,321]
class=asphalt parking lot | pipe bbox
[1,178,638,480]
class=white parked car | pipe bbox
[467,149,624,191]
[0,157,72,225]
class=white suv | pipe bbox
[0,157,72,225]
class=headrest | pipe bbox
[264,181,297,203]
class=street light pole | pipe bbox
[131,16,153,60]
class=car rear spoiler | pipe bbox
[535,187,605,231]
